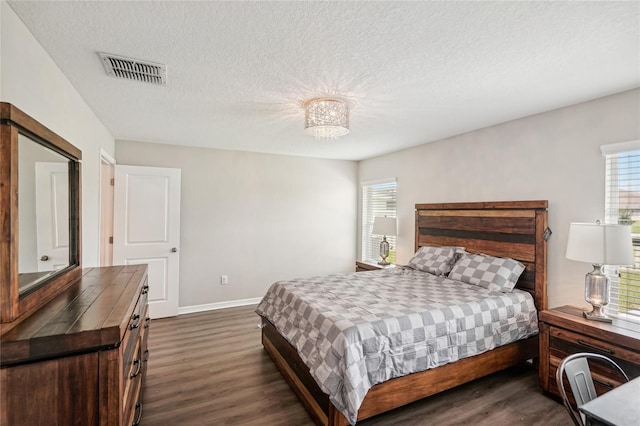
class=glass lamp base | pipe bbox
[583,309,613,323]
[583,266,612,323]
[378,237,390,266]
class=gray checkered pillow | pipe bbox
[448,253,525,292]
[407,246,457,276]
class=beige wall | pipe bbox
[115,141,358,308]
[1,1,116,267]
[359,88,640,310]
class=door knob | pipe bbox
[40,255,50,261]
[171,247,178,253]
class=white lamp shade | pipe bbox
[566,222,634,265]
[372,216,397,236]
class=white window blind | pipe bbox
[602,141,640,327]
[361,179,397,263]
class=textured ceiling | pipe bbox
[6,1,640,161]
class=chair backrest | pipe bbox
[556,352,630,426]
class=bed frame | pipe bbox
[260,200,549,425]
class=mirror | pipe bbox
[1,102,81,325]
[18,134,71,294]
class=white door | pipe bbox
[113,165,181,318]
[35,162,69,272]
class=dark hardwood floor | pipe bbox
[142,305,569,425]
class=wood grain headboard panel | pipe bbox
[415,200,549,311]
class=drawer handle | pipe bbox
[593,378,615,389]
[130,359,141,379]
[144,317,151,329]
[143,349,150,363]
[142,285,149,295]
[132,402,143,426]
[130,314,141,330]
[577,339,614,354]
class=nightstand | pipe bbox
[538,305,640,401]
[355,260,396,272]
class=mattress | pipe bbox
[255,267,538,424]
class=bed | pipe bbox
[256,200,549,425]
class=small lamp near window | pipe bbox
[566,221,634,323]
[372,216,397,265]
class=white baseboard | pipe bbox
[178,297,262,315]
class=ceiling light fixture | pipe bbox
[304,97,349,140]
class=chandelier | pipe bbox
[304,97,350,140]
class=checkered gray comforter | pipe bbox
[255,267,538,425]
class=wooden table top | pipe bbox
[0,265,147,366]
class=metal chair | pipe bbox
[556,352,630,426]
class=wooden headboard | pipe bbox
[415,200,549,311]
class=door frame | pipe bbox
[99,149,116,267]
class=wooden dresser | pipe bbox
[539,305,640,400]
[0,265,150,426]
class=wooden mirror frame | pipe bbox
[0,103,82,328]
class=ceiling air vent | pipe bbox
[99,52,167,86]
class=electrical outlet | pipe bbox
[220,275,229,285]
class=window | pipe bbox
[361,179,397,263]
[602,140,640,327]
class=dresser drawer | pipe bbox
[123,306,148,426]
[120,279,149,423]
[128,304,150,426]
[122,300,145,375]
[123,338,144,426]
[549,327,640,372]
[141,304,150,384]
[545,325,640,399]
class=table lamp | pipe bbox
[372,216,397,265]
[566,221,634,322]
